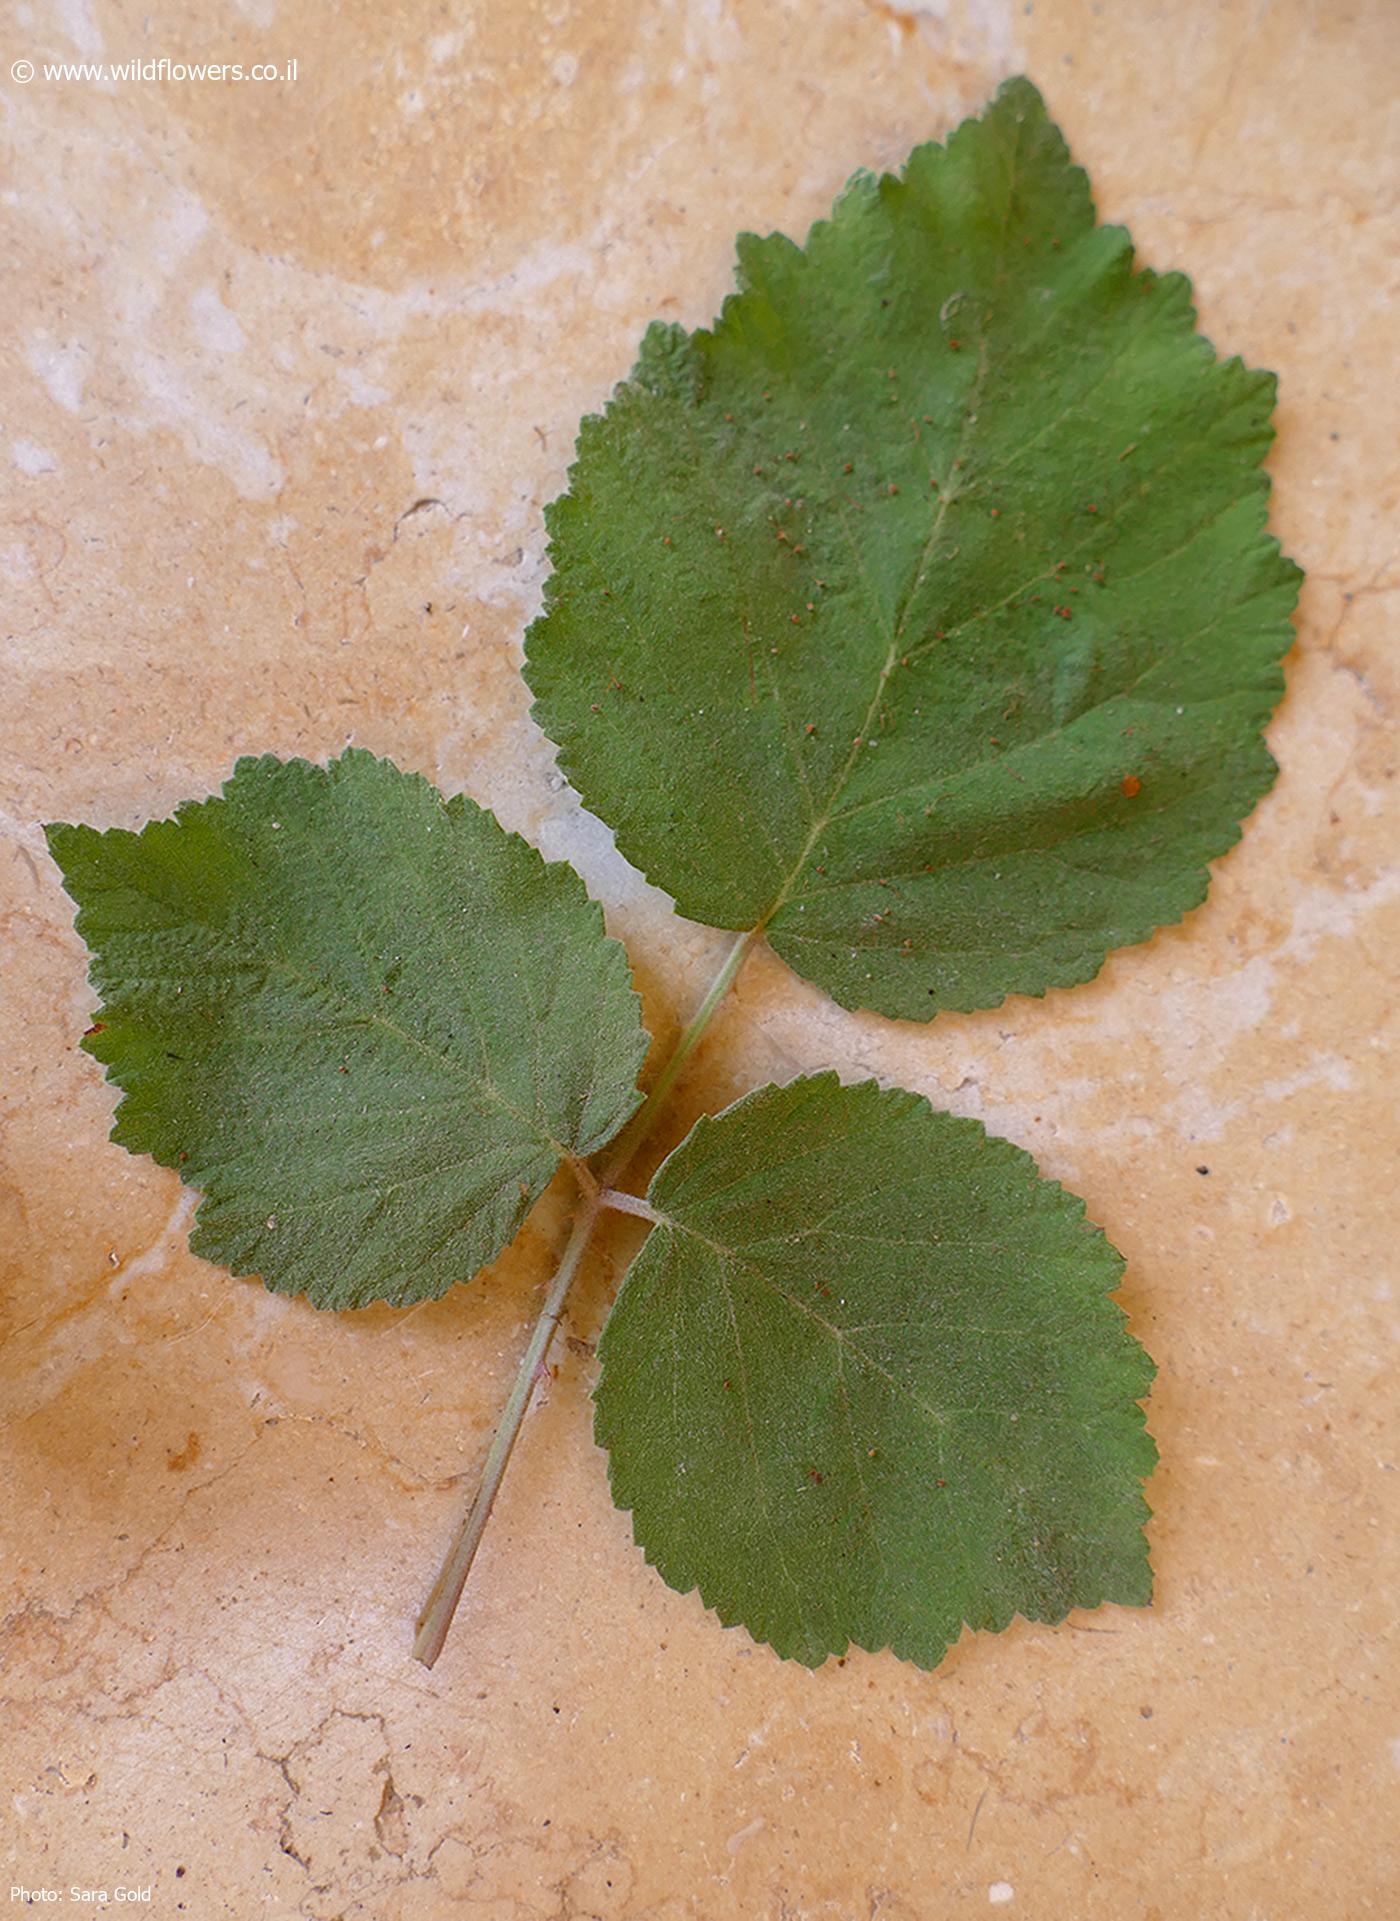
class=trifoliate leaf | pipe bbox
[595,1074,1154,1667]
[46,749,648,1309]
[526,76,1299,1018]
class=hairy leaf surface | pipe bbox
[527,77,1299,1018]
[47,750,648,1309]
[596,1074,1155,1666]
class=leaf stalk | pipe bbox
[412,1185,601,1668]
[412,925,757,1666]
[598,927,756,1183]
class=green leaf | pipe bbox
[526,76,1299,1018]
[595,1074,1154,1667]
[46,749,648,1310]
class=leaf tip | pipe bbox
[992,72,1049,118]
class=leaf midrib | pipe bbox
[748,110,1024,938]
[101,928,576,1167]
[654,1212,1114,1428]
[753,341,990,938]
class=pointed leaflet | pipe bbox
[46,750,648,1310]
[596,1075,1154,1667]
[526,77,1299,1018]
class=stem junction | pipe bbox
[412,927,755,1668]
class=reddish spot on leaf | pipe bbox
[1121,774,1143,798]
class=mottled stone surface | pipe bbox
[2,2,1397,1915]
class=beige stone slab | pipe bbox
[2,1,1397,1915]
